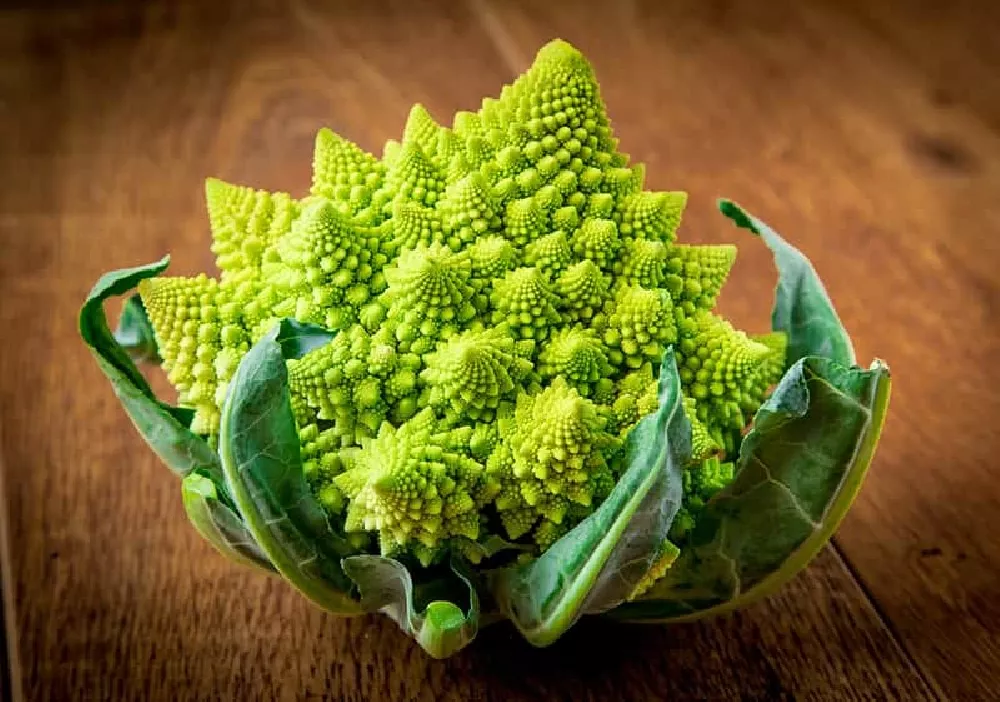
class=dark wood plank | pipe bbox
[473,0,1000,699]
[2,0,995,699]
[0,451,20,702]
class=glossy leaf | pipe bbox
[114,293,161,364]
[614,356,890,621]
[342,555,479,659]
[79,257,223,486]
[489,352,689,647]
[218,321,362,615]
[182,470,275,573]
[720,199,856,367]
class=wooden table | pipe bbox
[2,1,998,699]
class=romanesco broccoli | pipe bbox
[138,38,786,564]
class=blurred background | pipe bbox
[1,0,998,700]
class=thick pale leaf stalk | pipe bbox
[342,555,480,659]
[489,352,688,647]
[219,322,362,614]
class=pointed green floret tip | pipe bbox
[127,38,828,602]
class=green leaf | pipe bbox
[611,355,891,621]
[271,318,338,358]
[113,294,161,364]
[218,321,362,615]
[719,199,856,367]
[489,351,689,647]
[342,555,480,659]
[181,470,275,573]
[79,258,222,485]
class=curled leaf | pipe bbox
[489,352,688,647]
[720,199,856,367]
[219,320,362,615]
[342,555,480,659]
[612,355,890,621]
[79,258,223,487]
[113,293,161,364]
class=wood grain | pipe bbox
[0,0,997,699]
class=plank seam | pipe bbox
[831,538,947,702]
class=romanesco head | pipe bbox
[139,39,789,569]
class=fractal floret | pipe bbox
[81,39,890,659]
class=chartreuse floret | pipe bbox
[468,236,516,282]
[571,218,620,271]
[419,325,534,422]
[615,238,669,289]
[556,259,609,324]
[537,327,614,398]
[311,127,385,220]
[205,178,298,287]
[377,141,446,213]
[334,409,499,564]
[629,539,681,600]
[601,285,677,371]
[664,244,737,314]
[299,422,349,515]
[524,230,573,278]
[684,397,722,464]
[608,362,659,435]
[670,456,735,544]
[617,191,687,244]
[286,324,391,446]
[262,198,388,332]
[387,201,444,251]
[491,267,562,342]
[676,310,783,454]
[491,378,619,547]
[138,38,791,572]
[138,274,250,436]
[439,172,500,248]
[380,243,478,353]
